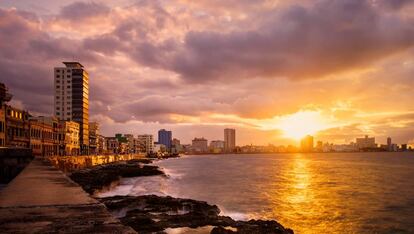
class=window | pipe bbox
[56,85,60,88]
[56,112,60,115]
[67,102,71,105]
[56,69,60,72]
[67,86,71,88]
[67,81,71,83]
[67,75,70,78]
[56,107,60,110]
[56,80,60,83]
[67,112,71,115]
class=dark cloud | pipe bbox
[126,0,414,82]
[59,1,110,20]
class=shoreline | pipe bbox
[67,157,294,234]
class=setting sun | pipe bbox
[277,111,330,140]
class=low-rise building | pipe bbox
[0,105,5,147]
[5,105,30,149]
[209,140,225,153]
[96,134,107,154]
[192,137,208,153]
[106,137,119,154]
[58,121,80,156]
[29,116,57,157]
[89,122,99,154]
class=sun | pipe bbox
[276,111,330,140]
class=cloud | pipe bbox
[1,0,414,145]
[59,1,110,21]
[121,0,414,82]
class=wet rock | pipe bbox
[233,220,295,234]
[99,195,293,234]
[69,160,165,194]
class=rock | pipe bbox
[211,226,237,234]
[69,160,165,194]
[233,220,295,234]
[99,195,293,234]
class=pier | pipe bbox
[0,158,136,233]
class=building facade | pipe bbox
[5,105,30,148]
[29,116,57,157]
[89,122,99,154]
[158,129,172,150]
[300,135,314,152]
[54,62,89,154]
[356,135,376,150]
[0,105,5,147]
[210,140,225,153]
[224,128,236,152]
[106,137,119,154]
[137,134,154,153]
[58,121,80,156]
[192,137,208,153]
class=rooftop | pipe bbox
[63,62,84,68]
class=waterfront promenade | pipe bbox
[0,158,136,233]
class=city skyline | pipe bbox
[1,1,414,146]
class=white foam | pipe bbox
[219,209,249,221]
[162,167,185,179]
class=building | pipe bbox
[29,117,56,157]
[106,137,119,154]
[300,135,314,152]
[96,134,107,154]
[387,137,392,152]
[210,140,225,153]
[54,62,89,154]
[124,134,136,153]
[0,104,5,147]
[224,128,236,152]
[158,129,172,150]
[5,105,30,149]
[29,119,42,157]
[356,135,376,150]
[137,134,154,153]
[171,138,182,153]
[89,122,99,154]
[192,137,208,153]
[58,121,80,156]
[0,82,11,147]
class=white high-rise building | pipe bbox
[224,128,236,152]
[137,134,154,153]
[54,62,89,154]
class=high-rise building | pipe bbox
[387,137,392,152]
[300,135,314,153]
[137,134,154,153]
[158,129,172,150]
[54,62,89,154]
[224,128,236,152]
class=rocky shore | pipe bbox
[68,159,294,234]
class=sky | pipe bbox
[1,0,414,146]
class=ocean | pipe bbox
[98,152,414,233]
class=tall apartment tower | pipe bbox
[54,62,89,155]
[224,128,236,152]
[158,129,172,150]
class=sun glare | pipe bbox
[277,111,330,140]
